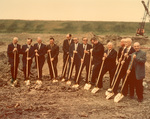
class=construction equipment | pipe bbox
[136,0,150,36]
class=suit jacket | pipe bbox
[129,50,146,80]
[63,39,74,56]
[104,49,117,69]
[33,43,46,61]
[46,44,59,62]
[69,43,80,63]
[22,44,35,63]
[124,47,135,69]
[78,43,92,64]
[92,42,104,64]
[118,47,124,61]
[7,43,21,64]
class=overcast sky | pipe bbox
[0,0,149,22]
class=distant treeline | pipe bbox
[0,20,150,35]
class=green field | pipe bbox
[0,19,150,35]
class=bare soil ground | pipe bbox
[0,33,150,119]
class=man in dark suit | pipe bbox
[47,37,59,80]
[113,38,135,95]
[7,37,21,86]
[117,39,126,61]
[68,37,80,81]
[62,34,73,81]
[77,37,92,84]
[34,37,46,84]
[22,38,34,85]
[98,42,117,88]
[127,42,146,102]
[90,37,104,86]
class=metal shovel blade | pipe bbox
[25,80,30,86]
[13,79,18,87]
[105,88,113,96]
[61,78,65,82]
[52,79,58,83]
[35,80,42,89]
[106,92,114,100]
[91,87,99,94]
[66,80,71,86]
[84,83,91,90]
[114,93,124,103]
[72,84,79,89]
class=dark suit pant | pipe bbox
[67,60,80,81]
[97,66,115,88]
[77,62,90,84]
[10,61,19,80]
[91,63,101,85]
[62,54,69,78]
[36,57,45,80]
[23,60,32,80]
[48,60,58,79]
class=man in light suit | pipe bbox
[127,42,146,102]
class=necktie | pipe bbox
[107,50,110,55]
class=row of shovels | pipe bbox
[13,48,134,103]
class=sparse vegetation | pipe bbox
[1,20,150,35]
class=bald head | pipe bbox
[13,37,18,44]
[37,37,42,44]
[125,38,132,48]
[134,42,140,52]
[107,42,114,50]
[120,38,126,47]
[66,34,72,40]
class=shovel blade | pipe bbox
[13,79,18,87]
[35,80,42,89]
[91,87,99,94]
[114,93,124,103]
[106,92,114,100]
[105,88,113,96]
[25,80,30,86]
[84,83,91,90]
[52,79,58,83]
[72,84,79,88]
[61,78,65,82]
[66,80,71,86]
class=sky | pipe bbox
[0,0,149,22]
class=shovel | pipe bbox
[91,58,105,93]
[61,55,69,82]
[106,52,128,99]
[48,51,58,83]
[35,53,42,88]
[84,51,92,90]
[72,53,86,89]
[105,47,126,96]
[114,58,134,103]
[106,58,125,99]
[25,50,30,86]
[66,52,75,86]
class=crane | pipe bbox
[136,0,150,36]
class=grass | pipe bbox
[0,19,150,36]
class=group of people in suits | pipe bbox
[7,34,146,102]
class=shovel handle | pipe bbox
[48,51,56,78]
[68,52,75,80]
[87,51,93,83]
[120,58,134,93]
[36,54,40,79]
[75,53,86,83]
[26,50,29,78]
[14,51,16,79]
[62,54,69,77]
[95,58,105,87]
